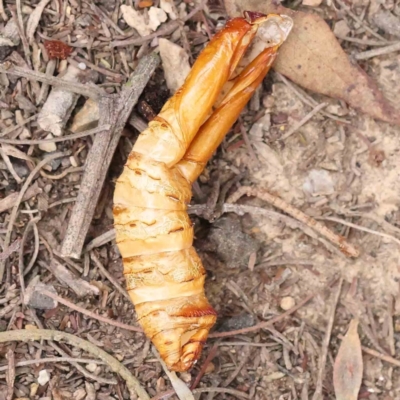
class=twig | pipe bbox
[0,125,111,144]
[227,187,359,258]
[40,289,142,333]
[48,198,76,209]
[317,216,400,246]
[111,2,206,48]
[0,357,105,372]
[84,229,116,252]
[280,102,327,141]
[40,166,84,180]
[60,53,160,259]
[72,56,124,80]
[0,329,150,400]
[90,251,130,301]
[0,152,67,282]
[18,216,40,295]
[312,278,343,400]
[0,64,107,99]
[334,0,389,42]
[23,219,39,276]
[89,3,125,36]
[335,34,398,46]
[89,201,348,257]
[354,42,400,60]
[209,292,315,338]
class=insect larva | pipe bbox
[113,12,293,372]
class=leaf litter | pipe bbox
[1,0,400,399]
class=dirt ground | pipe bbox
[1,0,400,399]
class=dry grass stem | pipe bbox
[227,187,359,258]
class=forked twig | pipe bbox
[227,186,359,258]
[60,53,159,259]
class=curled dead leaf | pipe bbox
[333,319,363,400]
[225,0,400,126]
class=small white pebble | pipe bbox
[86,363,97,373]
[37,369,50,386]
[69,155,78,167]
[280,296,296,311]
[38,134,57,153]
[78,62,86,70]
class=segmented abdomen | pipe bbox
[113,151,217,372]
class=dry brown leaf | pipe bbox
[333,319,363,400]
[225,0,400,125]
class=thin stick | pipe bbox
[40,289,142,333]
[18,216,40,295]
[280,102,327,141]
[354,42,400,60]
[335,0,389,42]
[227,187,359,258]
[0,329,150,400]
[0,357,105,372]
[317,216,400,246]
[0,152,67,282]
[0,64,107,99]
[84,200,348,258]
[60,53,159,259]
[0,125,111,144]
[90,251,130,301]
[312,278,343,400]
[84,229,116,252]
[209,292,315,338]
[72,56,124,80]
[335,34,398,46]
